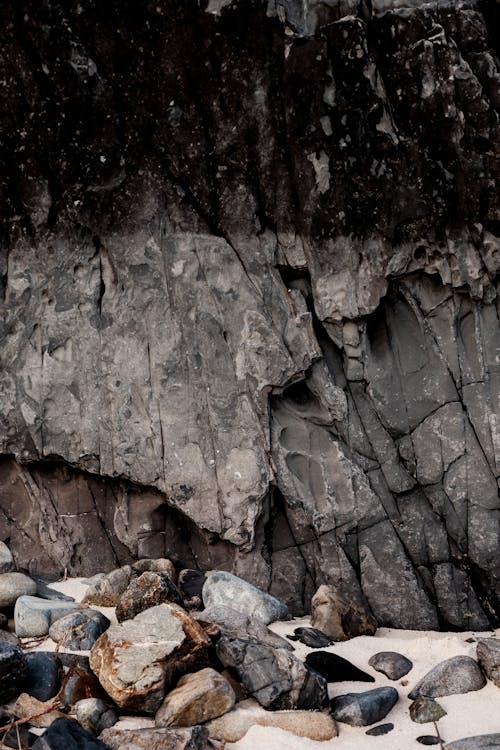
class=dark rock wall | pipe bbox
[0,0,499,628]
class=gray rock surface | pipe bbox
[115,571,182,622]
[0,642,28,703]
[14,595,78,638]
[410,696,447,724]
[0,0,499,630]
[100,726,210,750]
[0,573,37,608]
[368,652,413,680]
[476,639,500,689]
[202,571,288,624]
[409,656,486,699]
[49,609,110,650]
[330,686,399,727]
[24,652,61,702]
[195,605,294,651]
[445,737,500,750]
[75,698,118,735]
[0,543,13,574]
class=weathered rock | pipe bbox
[24,652,61,702]
[178,570,206,610]
[366,723,394,736]
[49,609,110,650]
[195,605,293,651]
[202,572,288,625]
[99,726,210,750]
[155,667,235,727]
[0,642,28,703]
[445,737,500,750]
[206,697,337,742]
[0,573,37,608]
[116,571,183,622]
[310,585,377,641]
[14,596,78,637]
[215,635,327,710]
[477,639,500,689]
[32,717,110,750]
[305,651,375,683]
[287,627,333,649]
[410,696,447,724]
[409,656,486,699]
[83,567,133,607]
[368,652,413,680]
[75,698,118,735]
[132,559,177,581]
[58,662,110,707]
[330,686,398,727]
[89,604,210,713]
[0,543,13,574]
[13,694,66,728]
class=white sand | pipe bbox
[32,579,500,748]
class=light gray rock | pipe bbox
[194,605,294,650]
[49,609,110,650]
[75,698,118,735]
[368,652,413,680]
[476,639,500,689]
[0,542,13,574]
[14,595,78,637]
[330,686,398,727]
[0,573,37,608]
[202,571,288,625]
[409,656,486,699]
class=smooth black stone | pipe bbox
[24,652,61,702]
[0,642,28,703]
[366,723,394,736]
[417,737,441,746]
[32,576,75,602]
[287,627,333,648]
[306,651,375,683]
[32,717,110,749]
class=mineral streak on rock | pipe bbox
[0,0,499,629]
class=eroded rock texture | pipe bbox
[0,0,499,628]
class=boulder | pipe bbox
[410,696,447,723]
[445,737,500,750]
[99,726,210,750]
[14,596,78,637]
[305,651,375,683]
[195,605,293,650]
[0,542,13,574]
[0,642,28,703]
[115,571,183,622]
[206,697,337,742]
[368,651,413,680]
[89,603,210,713]
[0,573,37,608]
[330,686,398,727]
[24,652,61,702]
[49,609,110,650]
[216,635,327,710]
[32,717,110,749]
[310,585,377,641]
[477,639,500,689]
[287,627,333,648]
[156,667,235,727]
[409,656,486,699]
[75,698,118,735]
[83,566,133,607]
[178,570,206,610]
[202,571,288,625]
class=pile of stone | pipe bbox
[0,540,498,749]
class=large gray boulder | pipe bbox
[202,571,288,624]
[409,656,486,699]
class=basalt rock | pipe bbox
[0,0,499,631]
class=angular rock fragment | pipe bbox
[310,585,377,641]
[409,656,486,699]
[99,726,210,750]
[32,717,110,749]
[305,651,375,683]
[206,697,337,742]
[410,696,447,724]
[368,651,413,680]
[155,667,235,727]
[49,609,110,650]
[89,603,210,713]
[14,596,78,637]
[115,571,183,622]
[215,635,327,710]
[330,686,398,726]
[476,639,500,689]
[287,627,333,648]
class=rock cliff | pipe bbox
[0,0,499,629]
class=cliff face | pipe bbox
[1,0,499,629]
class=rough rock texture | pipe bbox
[310,584,378,640]
[100,726,210,750]
[445,738,500,750]
[155,668,235,728]
[409,655,486,699]
[476,638,500,688]
[0,0,500,629]
[330,685,399,726]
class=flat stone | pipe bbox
[195,605,293,650]
[310,585,377,641]
[366,723,394,736]
[178,570,206,610]
[75,698,118,735]
[0,572,37,608]
[206,698,337,742]
[14,595,78,637]
[410,696,447,723]
[83,566,133,607]
[0,642,28,703]
[330,686,398,727]
[155,667,235,727]
[89,603,210,713]
[49,609,110,650]
[32,717,110,749]
[115,571,183,622]
[306,651,375,683]
[24,651,61,701]
[216,635,327,710]
[0,542,13,574]
[445,736,500,750]
[409,656,486,699]
[202,571,288,625]
[477,639,500,689]
[369,651,413,680]
[287,627,333,648]
[99,726,210,750]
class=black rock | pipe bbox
[306,651,375,683]
[24,652,61,702]
[32,717,110,749]
[417,737,441,746]
[366,723,394,736]
[178,569,206,610]
[287,627,333,648]
[0,642,28,703]
[330,686,399,727]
